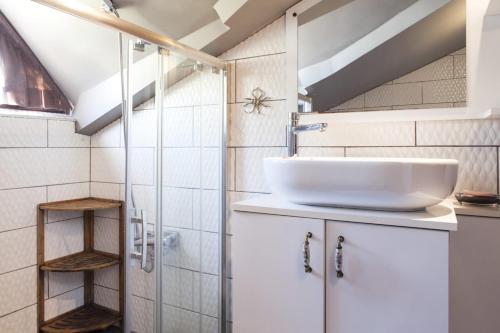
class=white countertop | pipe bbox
[232,194,458,231]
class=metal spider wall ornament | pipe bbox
[243,87,271,114]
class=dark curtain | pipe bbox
[0,11,72,114]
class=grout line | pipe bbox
[0,224,37,235]
[228,51,286,62]
[0,303,37,319]
[46,283,84,301]
[0,264,36,277]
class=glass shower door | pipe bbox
[124,39,160,333]
[160,51,227,333]
[125,40,227,333]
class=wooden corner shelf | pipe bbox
[41,251,120,272]
[39,197,122,211]
[38,197,125,333]
[40,303,121,333]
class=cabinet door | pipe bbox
[326,220,449,333]
[232,212,325,333]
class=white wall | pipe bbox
[0,115,90,332]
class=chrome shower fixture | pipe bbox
[101,0,120,17]
[133,39,150,52]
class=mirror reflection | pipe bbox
[297,0,466,113]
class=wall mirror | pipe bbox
[296,0,466,114]
[286,0,500,120]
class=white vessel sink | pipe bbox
[264,157,458,211]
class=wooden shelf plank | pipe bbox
[41,303,121,333]
[39,197,122,211]
[41,251,120,272]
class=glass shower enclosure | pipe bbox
[124,40,227,333]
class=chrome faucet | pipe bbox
[287,112,328,157]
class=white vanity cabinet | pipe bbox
[232,195,456,333]
[232,211,325,333]
[326,220,449,333]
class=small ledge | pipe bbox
[39,197,122,211]
[41,251,120,272]
[453,200,500,219]
[0,108,75,121]
[41,303,121,333]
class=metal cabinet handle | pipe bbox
[303,232,313,273]
[335,235,344,278]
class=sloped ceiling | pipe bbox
[0,0,297,133]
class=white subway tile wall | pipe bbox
[0,117,91,331]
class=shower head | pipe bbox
[101,0,120,17]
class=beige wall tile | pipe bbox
[0,304,37,333]
[0,116,47,147]
[0,227,36,274]
[48,120,89,147]
[0,187,45,233]
[0,266,37,317]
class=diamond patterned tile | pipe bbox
[417,119,500,146]
[454,54,466,78]
[346,146,497,193]
[163,227,201,271]
[163,72,202,108]
[423,78,466,103]
[131,295,155,333]
[163,148,201,188]
[131,148,155,186]
[0,116,47,147]
[45,218,84,261]
[130,108,158,148]
[163,187,194,229]
[162,266,197,310]
[90,182,120,200]
[162,305,201,333]
[91,119,122,148]
[394,56,454,84]
[235,147,287,193]
[220,16,285,60]
[201,273,219,318]
[201,232,219,275]
[0,266,36,317]
[94,265,119,290]
[163,107,195,147]
[235,53,286,103]
[44,287,84,321]
[132,263,155,301]
[47,182,89,223]
[202,148,221,190]
[229,101,287,147]
[0,186,45,233]
[202,315,218,333]
[91,148,125,183]
[365,82,422,107]
[48,272,84,298]
[94,217,119,255]
[48,120,89,148]
[201,69,223,106]
[94,285,119,312]
[199,105,222,148]
[46,148,90,185]
[0,226,36,274]
[0,304,37,333]
[297,147,345,157]
[201,190,220,233]
[132,184,157,225]
[0,148,89,190]
[298,116,415,147]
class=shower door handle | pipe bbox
[130,209,149,271]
